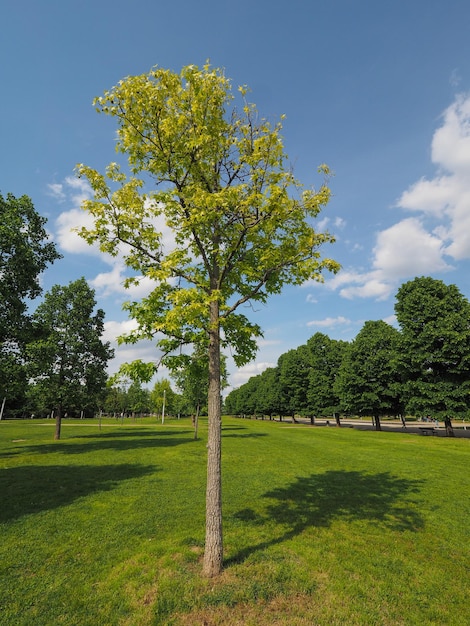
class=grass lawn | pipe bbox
[0,416,468,625]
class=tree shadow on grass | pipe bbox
[0,463,156,523]
[75,429,194,439]
[14,433,195,456]
[222,432,268,439]
[227,470,424,566]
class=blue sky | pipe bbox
[2,0,470,391]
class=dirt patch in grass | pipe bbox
[173,593,321,626]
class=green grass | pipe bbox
[0,417,468,625]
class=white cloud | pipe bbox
[306,315,351,328]
[398,176,460,216]
[103,319,139,344]
[323,93,470,302]
[382,314,397,327]
[332,218,451,301]
[316,216,345,234]
[103,319,167,380]
[47,183,66,202]
[90,260,157,299]
[372,218,451,277]
[56,207,100,254]
[316,217,330,231]
[396,94,470,261]
[230,361,275,388]
[431,94,470,173]
[338,275,391,300]
[50,175,175,297]
[450,69,461,89]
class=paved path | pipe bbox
[286,418,470,438]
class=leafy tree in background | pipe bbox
[335,320,401,431]
[27,278,114,439]
[306,333,348,425]
[223,384,245,417]
[77,63,339,576]
[255,367,282,420]
[277,346,310,420]
[0,193,60,415]
[127,381,151,416]
[172,355,207,422]
[150,378,177,419]
[395,276,470,432]
[171,346,226,438]
[104,377,129,417]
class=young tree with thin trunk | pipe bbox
[77,63,339,576]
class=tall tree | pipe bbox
[306,333,348,425]
[277,346,310,420]
[77,63,339,575]
[27,278,114,439]
[255,367,282,420]
[0,193,60,414]
[335,321,401,430]
[395,276,470,429]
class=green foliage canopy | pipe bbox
[27,278,114,436]
[335,320,402,420]
[395,276,470,418]
[77,63,339,368]
[0,193,60,409]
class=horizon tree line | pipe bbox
[225,276,470,435]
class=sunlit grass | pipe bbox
[0,417,468,625]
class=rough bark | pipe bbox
[54,405,62,440]
[193,403,200,441]
[203,299,223,577]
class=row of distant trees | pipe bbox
[104,376,208,419]
[225,276,470,431]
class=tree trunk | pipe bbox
[203,298,223,577]
[334,412,341,427]
[54,405,62,440]
[0,396,6,420]
[194,402,200,440]
[374,414,382,431]
[444,416,454,437]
